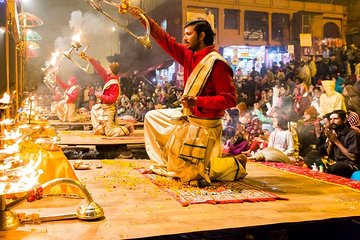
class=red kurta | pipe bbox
[90,60,120,105]
[148,19,236,118]
[55,76,79,104]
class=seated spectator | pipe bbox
[343,85,360,115]
[297,106,320,157]
[222,108,239,143]
[310,86,322,114]
[236,102,251,126]
[324,110,360,178]
[294,77,308,96]
[303,113,331,169]
[335,73,345,94]
[134,101,148,122]
[319,80,347,117]
[269,115,295,156]
[277,83,293,114]
[256,89,271,114]
[293,86,311,118]
[242,124,271,157]
[347,111,360,134]
[224,122,249,156]
[249,115,294,164]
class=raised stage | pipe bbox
[48,119,144,131]
[2,159,360,239]
[58,130,145,146]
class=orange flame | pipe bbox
[0,92,11,104]
[0,119,14,125]
[0,153,43,195]
[72,31,82,43]
[3,128,22,141]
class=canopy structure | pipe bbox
[18,12,43,28]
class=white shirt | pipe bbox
[268,128,295,156]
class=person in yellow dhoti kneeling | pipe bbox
[54,75,81,122]
[129,8,247,186]
[82,55,134,137]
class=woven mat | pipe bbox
[140,171,287,207]
[259,162,360,191]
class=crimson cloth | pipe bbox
[90,59,120,105]
[55,76,79,104]
[148,19,237,118]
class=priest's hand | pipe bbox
[180,95,197,108]
[128,6,146,21]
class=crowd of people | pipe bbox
[221,52,360,179]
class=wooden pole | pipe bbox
[5,3,10,118]
[15,45,19,111]
[5,3,10,94]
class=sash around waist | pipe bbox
[188,115,222,129]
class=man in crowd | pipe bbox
[83,55,133,137]
[129,7,247,186]
[319,80,346,117]
[324,110,360,178]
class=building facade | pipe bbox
[181,0,347,74]
[115,0,349,82]
[181,0,347,47]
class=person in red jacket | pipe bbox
[54,75,80,122]
[129,8,247,186]
[83,55,133,137]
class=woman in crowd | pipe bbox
[277,83,293,114]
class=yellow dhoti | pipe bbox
[145,109,247,184]
[91,104,130,137]
[56,101,83,122]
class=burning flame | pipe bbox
[0,119,14,126]
[0,153,43,195]
[72,31,82,43]
[3,128,22,141]
[0,92,11,104]
[0,138,21,157]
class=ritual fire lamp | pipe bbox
[42,51,63,91]
[0,142,104,230]
[63,32,90,72]
[0,93,11,105]
[0,118,104,230]
[0,119,15,149]
[0,178,104,230]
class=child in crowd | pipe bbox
[242,124,272,157]
[223,122,249,156]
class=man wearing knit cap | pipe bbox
[303,106,318,121]
[347,111,360,134]
[298,106,319,157]
[54,75,80,122]
[83,55,133,137]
